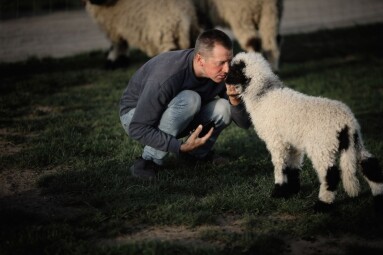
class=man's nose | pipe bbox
[223,62,230,73]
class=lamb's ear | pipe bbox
[226,60,251,86]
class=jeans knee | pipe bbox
[213,99,231,127]
[175,90,201,114]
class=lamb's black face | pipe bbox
[226,60,250,86]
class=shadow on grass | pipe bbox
[1,155,383,254]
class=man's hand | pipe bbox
[180,125,214,153]
[226,84,241,106]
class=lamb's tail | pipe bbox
[356,130,383,197]
[339,126,360,197]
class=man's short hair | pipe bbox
[195,29,233,57]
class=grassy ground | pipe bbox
[1,23,383,255]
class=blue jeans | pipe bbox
[120,90,231,165]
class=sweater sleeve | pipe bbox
[219,90,251,129]
[230,102,252,129]
[128,79,182,154]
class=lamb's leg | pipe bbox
[310,154,340,212]
[269,143,291,198]
[284,147,304,194]
[316,165,340,208]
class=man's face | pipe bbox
[199,44,233,83]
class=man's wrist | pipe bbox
[180,142,190,153]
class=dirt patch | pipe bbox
[100,212,383,254]
[102,217,245,249]
[286,235,383,255]
[0,168,39,197]
[0,121,60,197]
[0,104,66,197]
[102,224,383,254]
[0,128,26,156]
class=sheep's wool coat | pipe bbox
[226,52,383,207]
[85,0,199,59]
[193,0,283,71]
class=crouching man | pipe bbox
[119,29,251,179]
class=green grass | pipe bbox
[1,24,383,254]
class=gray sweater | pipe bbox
[119,49,250,154]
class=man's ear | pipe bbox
[196,53,204,67]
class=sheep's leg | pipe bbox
[106,39,129,69]
[228,19,260,53]
[317,166,339,202]
[269,142,291,198]
[284,147,304,194]
[310,153,340,212]
[258,0,282,71]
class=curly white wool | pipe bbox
[193,0,283,71]
[232,52,383,206]
[84,0,200,63]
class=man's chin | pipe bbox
[215,76,226,83]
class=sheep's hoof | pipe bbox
[271,183,291,199]
[105,56,130,70]
[287,182,300,194]
[373,194,383,213]
[285,168,301,194]
[313,200,334,213]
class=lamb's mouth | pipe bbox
[234,85,243,95]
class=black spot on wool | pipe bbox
[326,166,340,191]
[256,78,277,98]
[338,126,350,151]
[226,60,250,86]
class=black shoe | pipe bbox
[130,157,160,179]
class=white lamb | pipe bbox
[226,52,383,212]
[193,0,283,71]
[84,0,200,68]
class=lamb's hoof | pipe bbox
[287,181,300,194]
[373,194,383,213]
[313,200,334,213]
[285,168,301,194]
[271,183,291,199]
[105,56,130,70]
